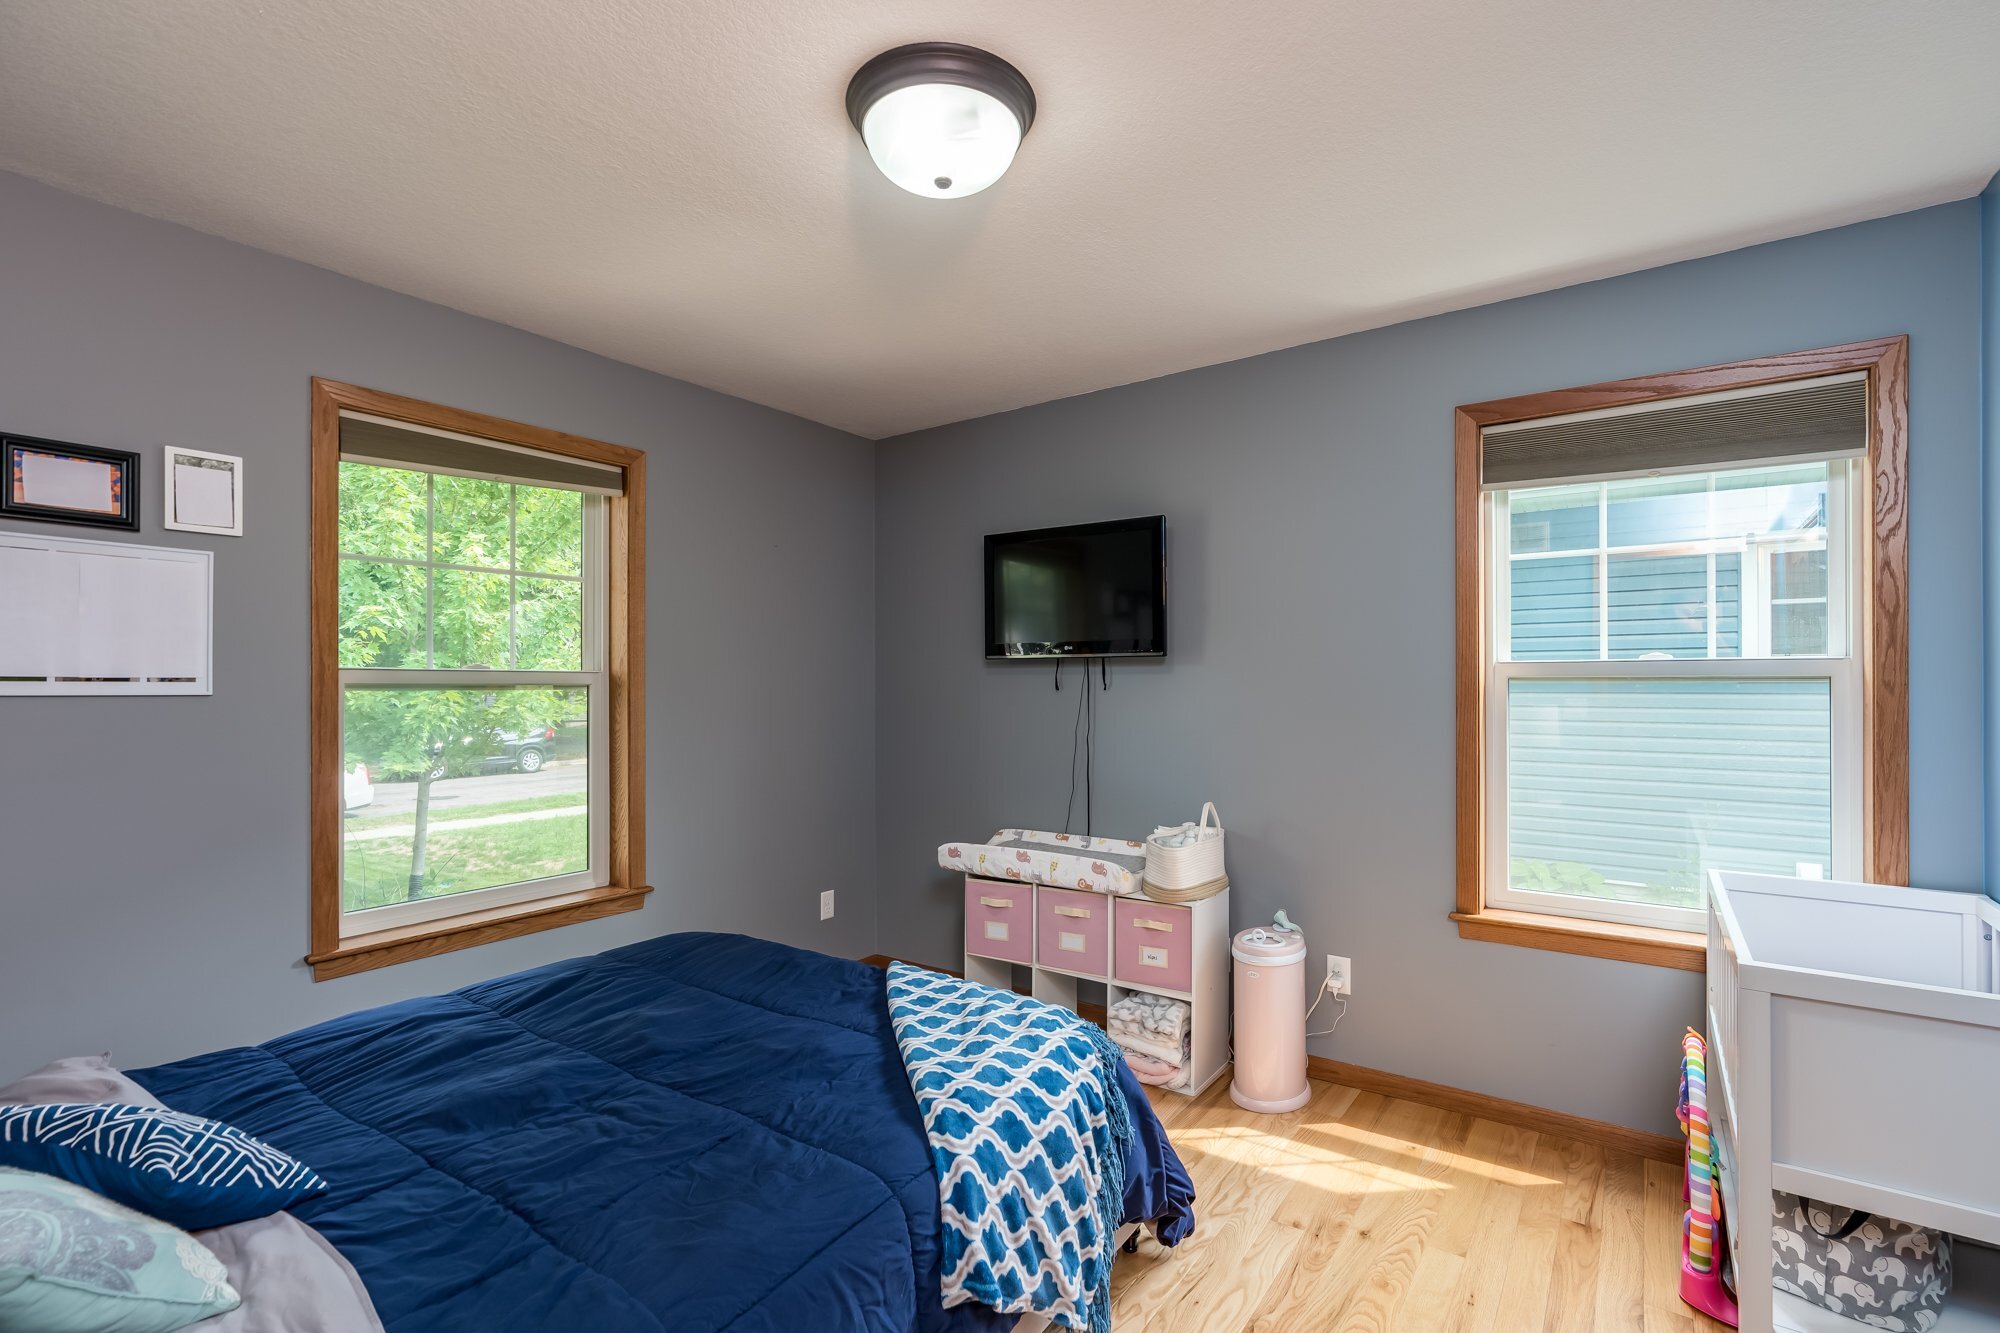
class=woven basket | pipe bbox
[1144,802,1225,891]
[1140,873,1230,904]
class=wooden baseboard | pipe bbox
[1306,1055,1682,1164]
[856,954,1679,1164]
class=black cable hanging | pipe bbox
[1064,656,1113,836]
[1062,657,1086,834]
[1085,657,1096,835]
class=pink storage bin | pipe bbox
[1114,899,1194,994]
[1036,886,1110,975]
[964,878,1034,965]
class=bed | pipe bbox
[128,932,1193,1333]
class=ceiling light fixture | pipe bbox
[846,43,1036,200]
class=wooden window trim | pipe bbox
[1454,337,1909,968]
[307,378,649,981]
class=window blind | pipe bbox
[339,413,625,495]
[1481,374,1866,489]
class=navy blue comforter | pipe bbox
[132,933,1193,1333]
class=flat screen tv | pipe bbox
[985,516,1166,659]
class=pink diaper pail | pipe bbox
[1229,924,1310,1113]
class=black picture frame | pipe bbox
[0,433,141,532]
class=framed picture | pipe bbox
[1,434,140,532]
[163,446,244,537]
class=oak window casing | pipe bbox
[308,379,648,980]
[1452,339,1910,970]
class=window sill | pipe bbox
[1450,908,1703,971]
[306,883,651,981]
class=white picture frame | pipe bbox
[0,529,213,695]
[162,446,243,536]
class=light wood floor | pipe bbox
[1110,1075,1733,1332]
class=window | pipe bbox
[309,381,647,979]
[1453,341,1908,968]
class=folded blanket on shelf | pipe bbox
[1111,1029,1186,1067]
[1120,1050,1182,1088]
[1109,993,1189,1053]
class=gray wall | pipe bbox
[876,200,1985,1135]
[1984,171,2000,899]
[0,172,876,1078]
[2,168,1985,1137]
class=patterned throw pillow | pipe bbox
[0,1103,326,1231]
[0,1166,240,1332]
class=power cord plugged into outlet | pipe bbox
[1305,955,1350,1038]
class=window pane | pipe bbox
[431,475,512,570]
[431,569,511,668]
[1713,463,1828,539]
[337,462,427,560]
[1506,677,1832,913]
[515,487,583,577]
[1510,556,1597,660]
[1715,553,1743,658]
[341,686,589,914]
[515,577,583,670]
[337,559,426,668]
[1773,548,1827,600]
[1508,484,1598,555]
[1772,603,1828,656]
[1608,554,1707,658]
[1607,475,1707,548]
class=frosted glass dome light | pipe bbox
[847,44,1036,200]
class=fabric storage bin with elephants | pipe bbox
[1770,1193,1950,1331]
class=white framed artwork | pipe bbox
[163,446,244,536]
[0,529,212,695]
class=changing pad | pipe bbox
[939,830,1147,896]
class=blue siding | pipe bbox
[1511,557,1597,658]
[1507,678,1833,908]
[1511,552,1740,660]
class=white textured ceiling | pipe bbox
[3,3,1997,439]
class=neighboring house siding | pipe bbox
[1510,553,1743,660]
[1507,486,1804,902]
[1507,677,1833,898]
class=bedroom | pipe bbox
[0,3,1997,1331]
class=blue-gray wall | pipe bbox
[876,201,1985,1135]
[1984,171,2000,899]
[0,172,877,1079]
[2,168,1988,1138]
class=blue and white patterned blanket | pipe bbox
[886,963,1132,1333]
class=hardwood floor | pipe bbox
[1111,1075,1732,1332]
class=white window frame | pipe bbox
[335,471,611,939]
[1482,459,1863,933]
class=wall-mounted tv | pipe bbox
[985,516,1166,659]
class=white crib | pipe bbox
[1706,870,2000,1331]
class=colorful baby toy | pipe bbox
[1678,1028,1738,1326]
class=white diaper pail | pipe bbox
[1229,925,1309,1113]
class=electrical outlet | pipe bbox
[820,890,835,921]
[1326,954,1352,997]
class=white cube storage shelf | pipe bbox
[1707,870,2000,1333]
[962,877,1230,1096]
